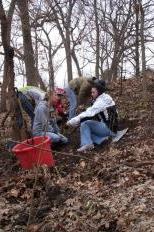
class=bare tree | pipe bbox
[38,25,63,89]
[17,0,45,88]
[0,0,16,112]
[44,0,84,81]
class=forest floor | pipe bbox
[0,75,154,232]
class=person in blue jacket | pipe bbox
[32,93,68,146]
[15,86,46,128]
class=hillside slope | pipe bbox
[0,76,154,232]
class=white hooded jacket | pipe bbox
[67,93,115,126]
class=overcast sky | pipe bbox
[0,0,154,88]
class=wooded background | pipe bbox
[0,0,154,112]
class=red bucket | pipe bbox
[12,136,55,169]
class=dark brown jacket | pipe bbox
[69,77,93,105]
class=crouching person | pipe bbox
[32,94,68,147]
[67,81,118,152]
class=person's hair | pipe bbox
[44,93,49,101]
[93,80,107,95]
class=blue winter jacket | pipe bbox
[32,100,59,136]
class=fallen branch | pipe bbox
[124,161,154,167]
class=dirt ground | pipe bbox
[0,76,154,232]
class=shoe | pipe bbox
[77,144,94,152]
[112,128,128,142]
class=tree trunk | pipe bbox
[1,61,9,112]
[140,2,146,75]
[17,0,38,86]
[0,0,23,140]
[37,70,46,91]
[134,0,140,77]
[48,48,55,90]
[94,0,100,78]
[65,29,73,82]
[71,49,82,77]
[0,0,16,112]
[109,47,119,82]
[140,0,147,96]
[34,28,46,91]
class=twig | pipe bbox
[26,167,39,230]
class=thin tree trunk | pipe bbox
[34,28,46,90]
[94,0,100,78]
[140,0,147,96]
[109,47,119,82]
[71,49,82,77]
[65,29,73,82]
[48,48,55,90]
[134,0,140,77]
[140,2,146,74]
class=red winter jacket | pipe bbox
[52,99,65,116]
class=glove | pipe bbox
[66,117,80,127]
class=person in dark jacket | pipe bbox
[65,76,97,120]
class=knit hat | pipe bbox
[54,87,65,95]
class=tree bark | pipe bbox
[71,49,82,77]
[34,28,46,90]
[94,0,100,78]
[139,0,147,95]
[0,0,16,112]
[65,36,73,82]
[134,0,140,77]
[0,0,23,140]
[17,0,39,86]
[140,1,146,75]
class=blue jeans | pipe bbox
[80,120,115,146]
[65,87,77,119]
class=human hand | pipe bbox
[66,117,80,127]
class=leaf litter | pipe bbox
[0,76,154,231]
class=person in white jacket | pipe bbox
[67,80,118,152]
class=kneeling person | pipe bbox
[32,94,68,146]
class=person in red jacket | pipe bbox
[52,88,68,121]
